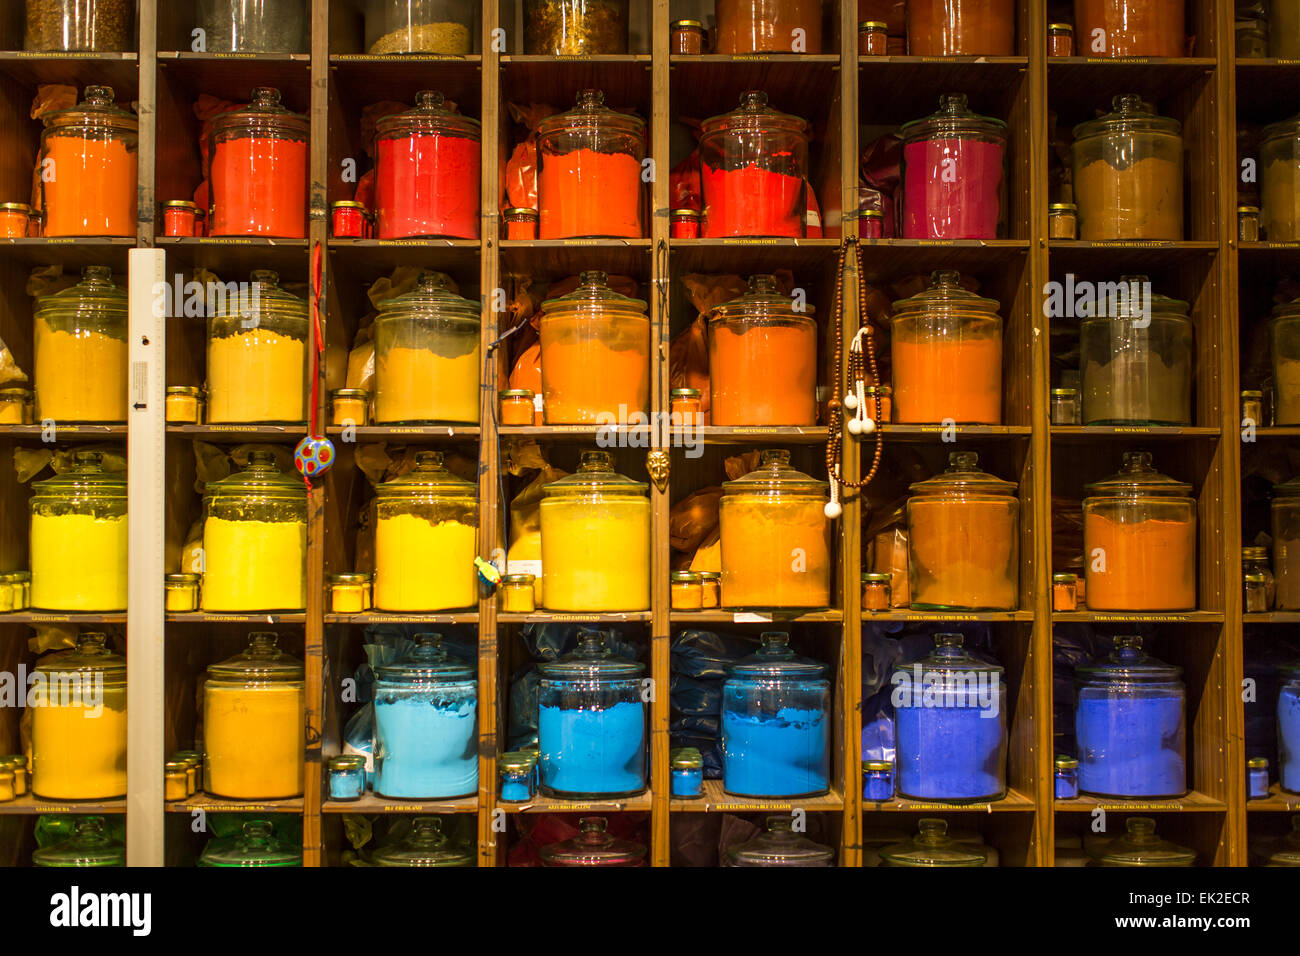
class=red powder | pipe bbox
[539,148,643,239]
[210,135,308,238]
[701,161,804,238]
[377,132,480,239]
[902,137,1003,239]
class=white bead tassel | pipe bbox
[825,462,843,519]
[845,327,874,437]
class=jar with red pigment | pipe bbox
[700,91,809,238]
[209,88,308,238]
[901,93,1006,240]
[375,91,481,240]
[163,201,200,237]
[537,90,646,239]
[331,201,367,238]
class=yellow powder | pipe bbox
[719,500,830,608]
[203,683,305,799]
[32,687,127,800]
[207,330,306,423]
[34,319,127,422]
[374,345,480,424]
[30,512,127,611]
[374,513,478,610]
[540,498,650,611]
[202,516,306,610]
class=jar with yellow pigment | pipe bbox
[201,451,307,611]
[500,573,536,613]
[165,386,203,424]
[373,272,481,424]
[0,386,34,424]
[33,265,127,423]
[31,633,127,800]
[540,450,650,611]
[30,451,127,611]
[374,451,479,611]
[203,632,305,799]
[164,573,200,612]
[328,573,371,613]
[206,270,307,424]
[718,449,830,609]
[330,388,369,427]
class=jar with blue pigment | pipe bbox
[499,751,537,803]
[328,754,366,801]
[721,631,830,798]
[373,633,478,799]
[1280,659,1300,794]
[893,633,1007,801]
[1075,635,1185,798]
[670,747,704,798]
[1055,755,1079,800]
[1248,757,1270,799]
[862,760,894,801]
[538,630,646,798]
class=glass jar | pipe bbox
[708,274,818,425]
[539,271,649,424]
[1241,388,1265,426]
[1282,659,1300,793]
[209,88,308,238]
[890,271,1003,423]
[859,20,887,55]
[375,91,480,239]
[327,572,370,614]
[1051,387,1081,425]
[670,747,704,798]
[726,816,835,866]
[536,90,645,239]
[373,817,474,866]
[32,817,125,867]
[1049,202,1078,239]
[862,572,891,611]
[166,385,203,424]
[1275,476,1300,610]
[670,387,702,422]
[880,819,988,867]
[201,451,307,610]
[31,633,126,800]
[204,633,305,799]
[25,0,133,51]
[499,388,535,426]
[672,18,706,54]
[206,270,308,423]
[906,451,1018,610]
[1079,276,1193,425]
[1055,755,1080,799]
[1260,114,1300,243]
[33,265,127,423]
[901,94,1006,240]
[500,573,536,613]
[1275,0,1300,57]
[1082,451,1196,610]
[0,387,34,424]
[1248,756,1270,799]
[715,0,822,54]
[670,208,702,238]
[198,820,302,867]
[1048,22,1074,56]
[1089,817,1195,867]
[538,631,646,798]
[540,816,646,866]
[0,202,31,238]
[328,754,366,801]
[30,451,127,611]
[700,571,721,608]
[176,750,202,792]
[718,450,830,608]
[499,751,537,802]
[364,0,472,53]
[525,0,628,53]
[374,451,478,611]
[860,208,885,238]
[503,206,538,240]
[1239,204,1262,242]
[1237,17,1269,57]
[1272,300,1300,424]
[330,201,366,238]
[700,91,809,238]
[164,760,187,801]
[39,86,137,238]
[1246,571,1268,613]
[721,632,830,798]
[907,0,1015,55]
[197,0,306,53]
[373,272,480,424]
[1262,817,1300,866]
[330,388,368,426]
[671,571,703,610]
[374,634,478,799]
[1243,545,1276,609]
[165,572,200,612]
[2,756,28,796]
[1073,0,1184,57]
[863,760,894,800]
[1053,572,1079,611]
[1072,94,1183,240]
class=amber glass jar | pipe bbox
[716,0,822,54]
[672,19,706,54]
[1261,113,1300,243]
[1073,0,1184,58]
[907,0,1016,55]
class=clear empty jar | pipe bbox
[1272,299,1300,424]
[39,86,137,237]
[715,0,822,53]
[1090,817,1195,867]
[901,94,1006,240]
[197,0,306,53]
[372,817,475,867]
[540,817,646,866]
[364,0,473,54]
[1261,112,1300,243]
[524,0,629,54]
[206,270,307,424]
[907,0,1015,54]
[33,265,127,423]
[25,0,134,52]
[1274,475,1300,610]
[1073,0,1185,57]
[725,816,835,866]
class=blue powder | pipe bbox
[500,777,533,802]
[895,700,1005,800]
[1248,764,1269,799]
[1076,692,1185,797]
[329,766,364,801]
[1055,767,1078,800]
[374,694,478,799]
[862,767,893,801]
[721,707,829,797]
[1281,686,1300,793]
[671,766,703,797]
[539,701,645,796]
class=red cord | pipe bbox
[304,240,325,491]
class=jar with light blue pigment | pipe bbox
[1280,658,1300,794]
[328,754,366,801]
[538,630,646,798]
[1248,757,1270,799]
[373,633,478,799]
[499,751,537,803]
[1075,635,1185,798]
[670,747,703,798]
[893,633,1007,801]
[862,760,894,801]
[721,632,830,798]
[1055,755,1079,800]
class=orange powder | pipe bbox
[541,338,648,424]
[709,323,818,426]
[211,136,308,238]
[43,134,137,237]
[1083,513,1196,610]
[891,336,1002,424]
[539,148,643,239]
[907,499,1018,609]
[719,498,830,608]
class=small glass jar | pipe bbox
[499,751,538,802]
[858,20,888,55]
[1090,817,1195,867]
[503,207,538,240]
[331,201,367,238]
[1048,202,1078,239]
[499,388,535,426]
[2,756,28,796]
[34,265,128,423]
[210,88,308,238]
[0,574,16,612]
[17,572,30,611]
[165,386,203,424]
[716,0,822,54]
[1242,390,1265,428]
[1074,0,1184,58]
[364,0,473,54]
[1239,205,1262,243]
[862,760,894,801]
[162,200,199,237]
[0,387,34,424]
[671,570,703,610]
[198,820,302,867]
[175,750,203,793]
[328,573,370,614]
[1055,755,1079,799]
[1051,387,1081,425]
[40,86,138,237]
[859,208,885,238]
[0,202,32,238]
[32,817,126,868]
[1245,571,1269,613]
[726,816,835,867]
[670,387,702,423]
[1237,17,1269,58]
[672,18,705,54]
[1243,545,1275,609]
[165,572,200,612]
[376,91,481,239]
[699,571,721,608]
[0,768,14,803]
[1248,756,1270,799]
[1053,572,1079,611]
[862,572,891,611]
[670,747,704,798]
[165,760,188,801]
[30,451,127,611]
[330,388,369,427]
[207,270,308,424]
[901,94,1007,240]
[541,817,646,867]
[880,819,988,867]
[1047,22,1074,56]
[25,0,133,51]
[328,754,367,802]
[670,208,702,239]
[500,573,536,613]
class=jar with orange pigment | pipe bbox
[539,271,649,425]
[718,449,830,609]
[39,85,137,238]
[209,88,308,238]
[708,274,817,426]
[1082,451,1196,611]
[536,89,645,239]
[906,451,1019,610]
[0,203,31,238]
[890,270,1003,424]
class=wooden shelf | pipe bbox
[863,788,1036,813]
[671,609,843,624]
[321,793,478,814]
[164,794,304,814]
[1245,785,1300,812]
[1243,612,1300,624]
[166,425,306,442]
[501,790,654,814]
[324,612,477,625]
[0,794,126,815]
[0,612,126,625]
[1050,425,1220,440]
[497,611,652,624]
[0,424,126,439]
[1052,611,1225,624]
[670,779,843,813]
[166,612,308,624]
[862,610,1034,623]
[1055,790,1227,813]
[325,425,480,441]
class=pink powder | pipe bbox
[902,137,1004,239]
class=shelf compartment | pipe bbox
[670,609,843,624]
[670,780,843,813]
[1054,790,1226,812]
[499,790,653,814]
[321,793,477,814]
[862,788,1036,813]
[1245,785,1300,813]
[0,794,126,815]
[164,794,304,814]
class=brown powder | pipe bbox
[1075,155,1182,240]
[1262,155,1300,242]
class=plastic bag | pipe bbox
[505,443,568,603]
[0,335,27,386]
[30,85,77,120]
[670,487,722,554]
[668,315,711,423]
[669,149,702,210]
[503,102,559,211]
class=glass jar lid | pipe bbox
[728,631,827,679]
[372,817,475,867]
[32,817,125,867]
[671,571,702,584]
[203,450,306,502]
[670,747,703,770]
[539,816,647,866]
[1261,112,1300,146]
[538,629,645,679]
[166,572,201,585]
[709,274,816,325]
[31,450,127,499]
[375,271,481,326]
[1084,451,1193,498]
[726,816,835,867]
[540,270,648,317]
[33,632,125,680]
[328,572,370,585]
[901,93,1006,144]
[863,759,892,772]
[542,450,648,498]
[700,90,809,139]
[198,820,303,867]
[332,388,369,399]
[1077,275,1190,322]
[536,89,646,139]
[43,85,137,134]
[500,751,538,773]
[1265,817,1300,866]
[879,819,989,867]
[500,388,535,399]
[1073,94,1182,141]
[501,573,535,585]
[721,449,828,497]
[376,90,481,141]
[1242,546,1270,561]
[1090,817,1195,866]
[1271,297,1300,322]
[207,632,304,683]
[1055,754,1079,770]
[375,633,474,683]
[211,270,307,326]
[895,632,1004,678]
[891,270,1002,321]
[1076,635,1182,683]
[1273,474,1300,501]
[210,87,308,140]
[908,451,1018,497]
[1247,756,1268,770]
[329,754,366,771]
[35,266,127,321]
[167,385,203,397]
[374,451,477,501]
[670,387,702,398]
